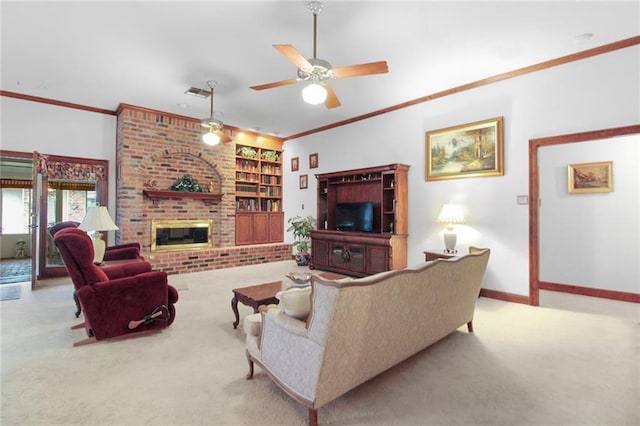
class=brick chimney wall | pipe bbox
[115,104,290,274]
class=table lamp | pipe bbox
[78,206,119,264]
[437,201,464,253]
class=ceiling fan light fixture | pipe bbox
[302,83,327,105]
[203,128,221,145]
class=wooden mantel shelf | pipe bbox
[143,190,223,205]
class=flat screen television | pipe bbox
[335,202,374,232]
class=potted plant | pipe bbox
[236,146,257,159]
[261,150,280,162]
[287,215,316,266]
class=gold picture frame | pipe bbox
[568,161,612,194]
[425,116,504,181]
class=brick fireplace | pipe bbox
[115,104,290,274]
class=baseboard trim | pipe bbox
[479,288,530,305]
[539,281,640,303]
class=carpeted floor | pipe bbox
[1,260,638,426]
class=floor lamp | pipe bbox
[78,206,119,264]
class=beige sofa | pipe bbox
[245,247,490,426]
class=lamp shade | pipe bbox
[437,202,464,224]
[302,83,327,105]
[78,206,119,232]
[437,201,464,254]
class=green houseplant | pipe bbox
[236,146,257,159]
[261,150,279,162]
[287,215,316,266]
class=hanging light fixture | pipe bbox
[200,81,231,145]
[302,82,327,105]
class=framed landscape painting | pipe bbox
[425,117,504,181]
[567,161,612,194]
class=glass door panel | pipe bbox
[45,183,96,268]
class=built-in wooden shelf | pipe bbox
[143,190,223,206]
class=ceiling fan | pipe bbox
[200,81,232,145]
[250,1,389,109]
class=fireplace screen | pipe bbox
[151,219,213,252]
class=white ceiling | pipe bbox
[2,1,638,139]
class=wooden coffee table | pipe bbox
[231,272,348,329]
[231,281,283,329]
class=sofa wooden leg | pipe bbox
[467,321,474,332]
[246,357,254,380]
[308,408,318,426]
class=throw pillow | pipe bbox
[276,286,311,320]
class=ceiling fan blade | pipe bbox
[333,61,389,79]
[218,131,233,143]
[274,44,312,71]
[250,79,299,91]
[324,85,341,109]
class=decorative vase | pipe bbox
[295,254,311,266]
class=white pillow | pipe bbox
[276,286,312,320]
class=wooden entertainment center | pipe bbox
[310,163,409,277]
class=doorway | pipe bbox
[0,152,34,285]
[0,150,109,287]
[528,124,640,305]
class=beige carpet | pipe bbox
[1,260,638,426]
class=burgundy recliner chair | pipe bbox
[49,221,143,261]
[54,227,178,345]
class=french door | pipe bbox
[31,152,108,285]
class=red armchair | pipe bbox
[49,221,143,261]
[54,227,178,345]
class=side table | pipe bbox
[424,250,458,262]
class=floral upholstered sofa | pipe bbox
[244,247,490,426]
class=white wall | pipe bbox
[3,46,638,297]
[539,135,639,293]
[1,97,117,240]
[284,46,639,297]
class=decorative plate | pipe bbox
[285,272,312,285]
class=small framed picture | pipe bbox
[299,174,308,189]
[309,153,318,169]
[568,161,613,194]
[291,157,299,172]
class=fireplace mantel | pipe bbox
[143,190,223,206]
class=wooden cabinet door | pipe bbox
[268,212,284,243]
[329,243,366,274]
[367,245,389,274]
[330,243,347,270]
[235,213,253,245]
[253,213,269,244]
[346,245,365,273]
[311,238,329,267]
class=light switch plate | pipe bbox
[517,195,529,205]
